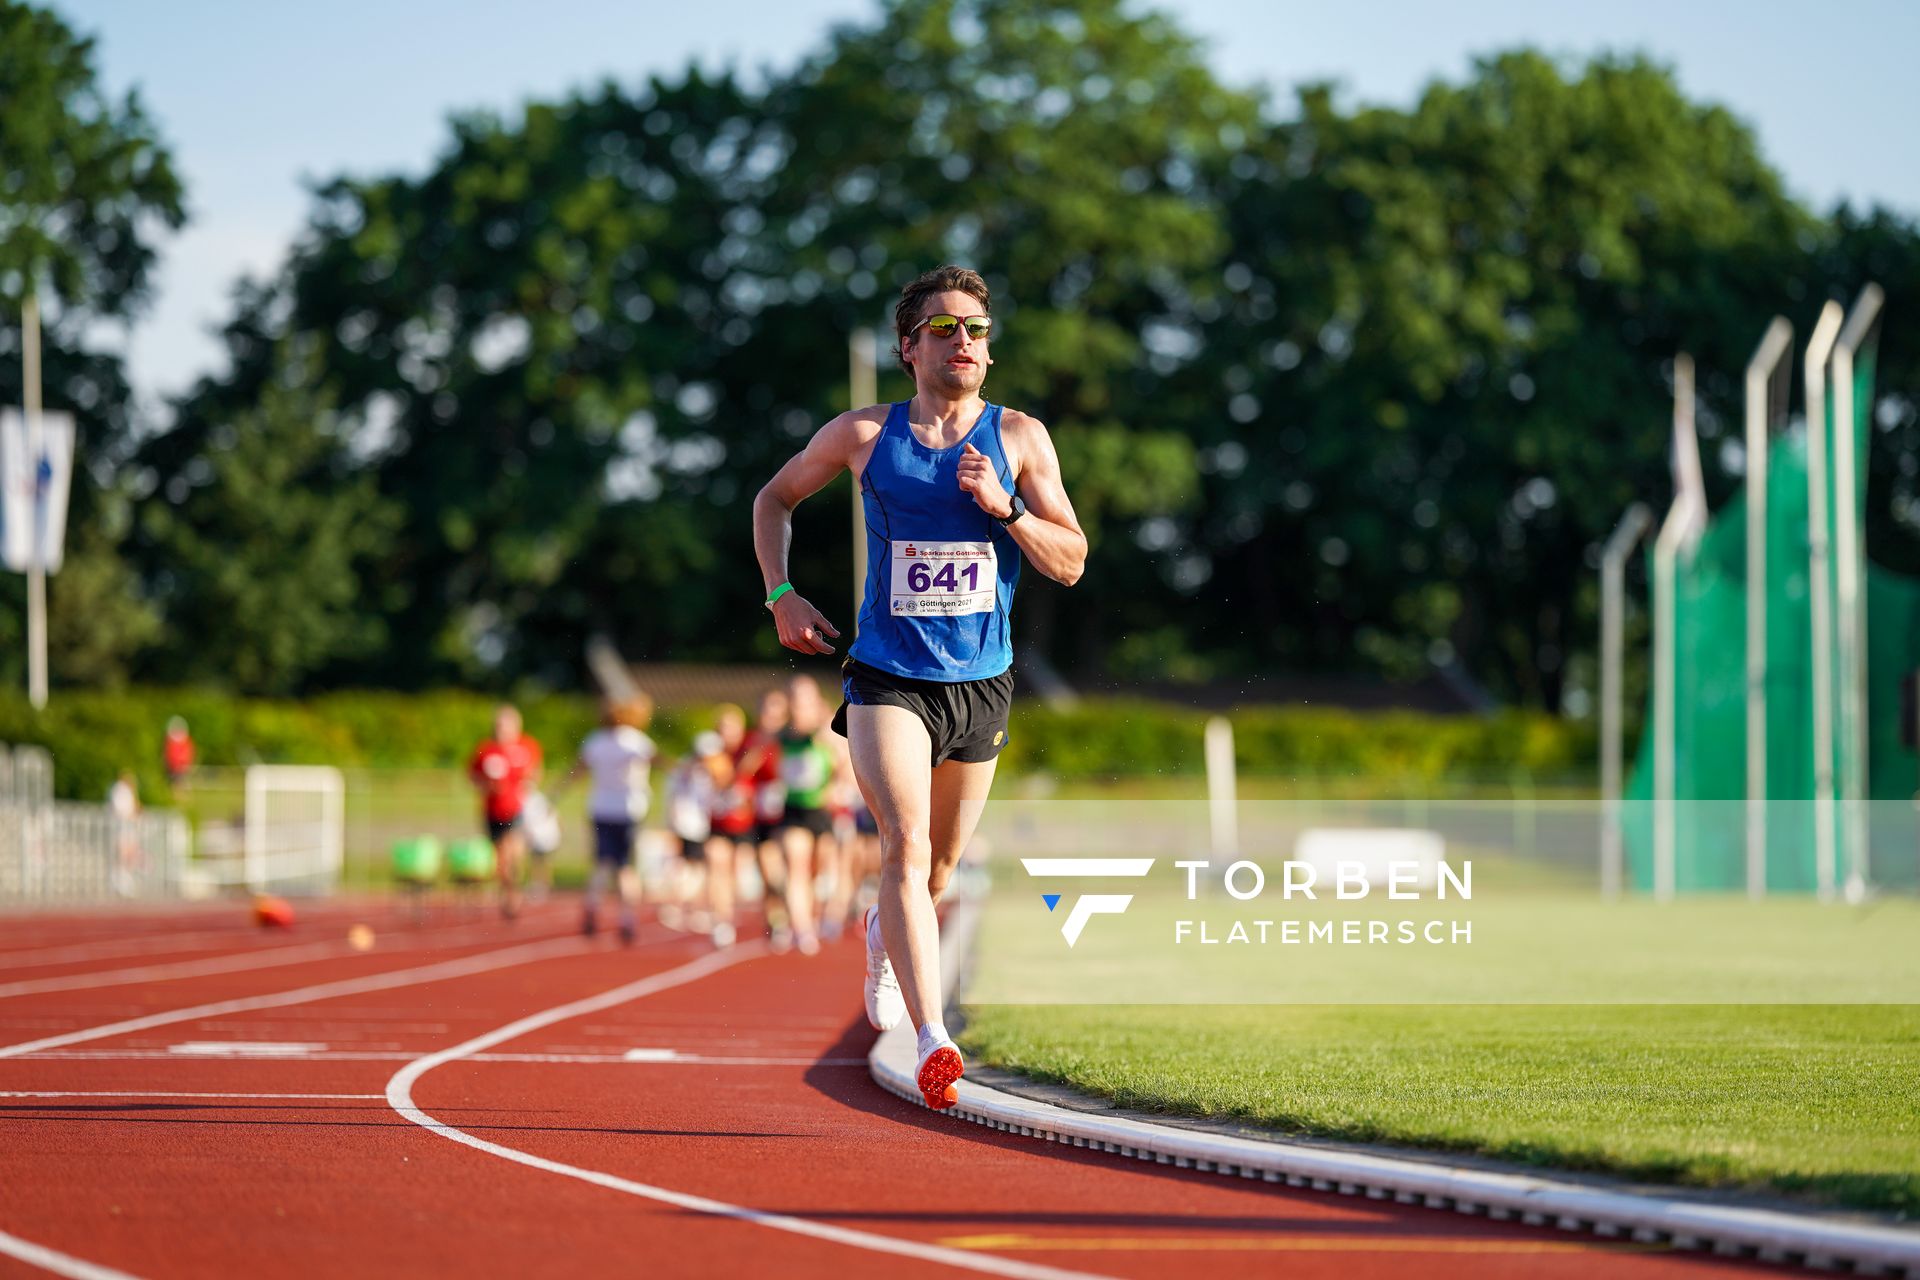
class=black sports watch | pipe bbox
[997,494,1027,527]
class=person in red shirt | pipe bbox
[163,717,196,793]
[468,704,543,919]
[706,691,789,942]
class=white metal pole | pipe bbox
[1651,355,1701,903]
[1744,317,1793,899]
[1804,302,1845,902]
[849,328,876,633]
[21,289,46,710]
[1600,501,1651,899]
[1830,284,1885,904]
[1205,716,1238,860]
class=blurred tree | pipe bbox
[0,0,184,688]
[139,71,780,686]
[1187,52,1819,708]
[121,6,1920,708]
[140,357,399,693]
[48,486,161,686]
[1819,205,1920,578]
[0,0,183,326]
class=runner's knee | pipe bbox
[878,824,932,873]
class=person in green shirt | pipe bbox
[774,674,845,955]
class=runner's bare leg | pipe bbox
[781,824,817,939]
[846,704,941,1032]
[927,757,997,902]
[704,835,734,926]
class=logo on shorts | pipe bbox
[1021,858,1155,947]
[992,730,1004,747]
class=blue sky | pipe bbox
[54,0,1920,417]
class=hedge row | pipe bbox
[0,688,1592,803]
[1000,699,1593,782]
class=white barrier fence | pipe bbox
[0,802,192,901]
[0,743,192,904]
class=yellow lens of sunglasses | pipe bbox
[922,314,992,340]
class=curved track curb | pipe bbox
[869,891,1920,1277]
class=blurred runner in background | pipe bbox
[108,771,141,897]
[554,694,655,943]
[818,733,861,941]
[468,704,543,920]
[665,730,731,936]
[705,704,757,948]
[773,675,844,956]
[162,717,195,794]
[746,687,793,949]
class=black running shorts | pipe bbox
[831,658,1014,766]
[777,806,834,837]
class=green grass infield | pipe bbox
[962,866,1920,1215]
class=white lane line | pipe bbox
[0,1091,381,1100]
[0,940,393,998]
[0,935,591,1061]
[0,917,580,999]
[385,949,1114,1280]
[168,1041,323,1057]
[0,1226,144,1280]
[0,930,249,970]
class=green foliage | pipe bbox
[139,360,402,692]
[0,0,184,314]
[1005,698,1588,780]
[1182,51,1820,706]
[0,684,1583,802]
[0,1,185,701]
[48,488,161,685]
[12,0,1917,711]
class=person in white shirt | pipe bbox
[108,771,142,897]
[555,694,657,944]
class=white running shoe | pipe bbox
[862,905,905,1031]
[915,1034,964,1110]
[710,921,736,949]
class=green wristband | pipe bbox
[765,582,795,607]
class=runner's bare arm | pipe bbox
[959,412,1087,586]
[753,411,871,654]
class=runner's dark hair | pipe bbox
[892,265,990,375]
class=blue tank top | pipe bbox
[849,400,1019,682]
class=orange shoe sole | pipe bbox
[917,1045,963,1110]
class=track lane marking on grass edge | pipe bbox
[0,934,600,1060]
[0,1226,145,1280]
[384,946,1118,1280]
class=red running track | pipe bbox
[0,899,1786,1279]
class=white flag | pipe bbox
[0,408,76,574]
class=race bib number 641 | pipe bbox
[889,540,996,617]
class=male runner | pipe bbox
[753,265,1087,1109]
